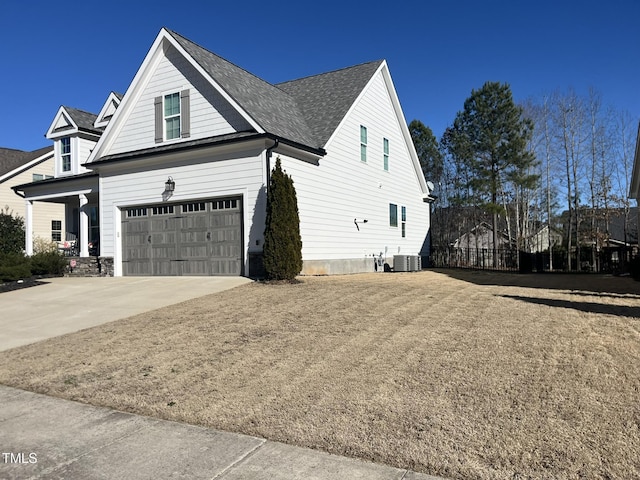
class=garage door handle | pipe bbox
[207,232,211,241]
[148,235,151,243]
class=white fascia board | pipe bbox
[46,106,79,139]
[87,32,167,164]
[0,149,54,183]
[380,62,429,195]
[24,188,93,202]
[88,28,264,165]
[94,92,122,128]
[163,31,264,133]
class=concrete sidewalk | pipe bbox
[0,276,251,351]
[0,386,443,480]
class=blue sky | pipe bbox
[2,1,638,151]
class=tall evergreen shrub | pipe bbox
[263,157,303,280]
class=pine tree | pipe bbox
[263,157,303,280]
[444,82,538,266]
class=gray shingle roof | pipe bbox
[276,60,383,147]
[167,29,382,150]
[64,107,102,134]
[0,146,53,178]
[168,30,317,148]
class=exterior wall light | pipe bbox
[354,218,368,231]
[165,176,175,193]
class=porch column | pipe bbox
[79,194,89,257]
[25,199,33,256]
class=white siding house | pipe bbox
[15,28,434,277]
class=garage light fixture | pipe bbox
[165,176,175,193]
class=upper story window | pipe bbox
[61,137,71,172]
[383,138,389,171]
[360,125,367,162]
[155,89,190,144]
[164,93,181,140]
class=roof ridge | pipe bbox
[165,29,278,89]
[63,106,99,117]
[276,59,384,86]
[165,28,319,147]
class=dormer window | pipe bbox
[61,137,71,172]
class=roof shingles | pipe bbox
[167,29,381,150]
[0,146,53,178]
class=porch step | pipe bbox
[64,257,114,277]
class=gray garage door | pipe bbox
[122,197,243,276]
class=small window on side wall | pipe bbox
[389,203,398,227]
[360,125,367,162]
[383,138,389,171]
[401,206,406,237]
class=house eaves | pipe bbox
[85,132,326,169]
[11,172,99,198]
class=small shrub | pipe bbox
[33,237,60,254]
[0,252,30,282]
[30,251,67,276]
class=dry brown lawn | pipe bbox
[1,270,639,479]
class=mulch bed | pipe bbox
[0,277,52,294]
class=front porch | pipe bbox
[13,173,99,258]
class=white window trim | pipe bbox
[163,92,181,141]
[51,220,62,242]
[360,125,367,163]
[60,137,72,173]
[383,138,389,171]
[401,206,406,237]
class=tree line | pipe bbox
[411,82,638,271]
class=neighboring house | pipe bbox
[0,146,65,246]
[559,207,638,248]
[452,222,513,250]
[525,224,563,253]
[13,28,433,277]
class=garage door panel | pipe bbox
[153,260,181,276]
[181,260,210,276]
[122,197,242,276]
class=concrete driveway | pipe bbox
[0,276,252,351]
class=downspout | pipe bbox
[265,138,279,190]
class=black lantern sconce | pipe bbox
[165,176,175,193]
